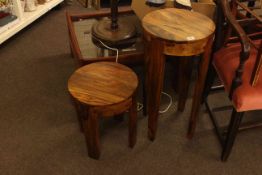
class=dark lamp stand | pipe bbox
[91,0,137,49]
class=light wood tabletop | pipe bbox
[141,8,215,141]
[68,62,138,106]
[68,61,138,159]
[142,8,215,42]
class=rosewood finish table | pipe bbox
[68,62,138,159]
[142,8,215,140]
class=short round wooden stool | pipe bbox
[68,62,138,159]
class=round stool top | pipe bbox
[68,62,138,106]
[142,8,215,42]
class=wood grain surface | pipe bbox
[68,62,138,106]
[142,8,215,42]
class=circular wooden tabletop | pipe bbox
[68,62,138,106]
[142,8,215,42]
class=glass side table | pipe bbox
[66,7,144,67]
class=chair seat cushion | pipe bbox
[213,40,262,112]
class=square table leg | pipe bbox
[187,35,214,138]
[145,37,166,141]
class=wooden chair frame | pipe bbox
[203,0,262,161]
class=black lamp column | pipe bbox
[91,0,136,48]
[111,0,119,30]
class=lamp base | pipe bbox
[91,18,137,49]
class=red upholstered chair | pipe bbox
[204,0,262,161]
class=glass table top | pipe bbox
[73,14,144,60]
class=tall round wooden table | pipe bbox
[142,8,215,140]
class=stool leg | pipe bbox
[142,80,147,116]
[85,0,88,8]
[171,58,179,93]
[114,114,124,122]
[84,108,100,159]
[128,96,137,148]
[187,35,214,139]
[71,96,85,132]
[145,38,165,141]
[178,57,193,112]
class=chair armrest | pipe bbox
[221,0,250,58]
[220,0,252,97]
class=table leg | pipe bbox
[114,114,124,122]
[145,37,165,141]
[178,57,194,112]
[129,95,137,148]
[171,58,179,93]
[187,36,214,138]
[85,108,100,159]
